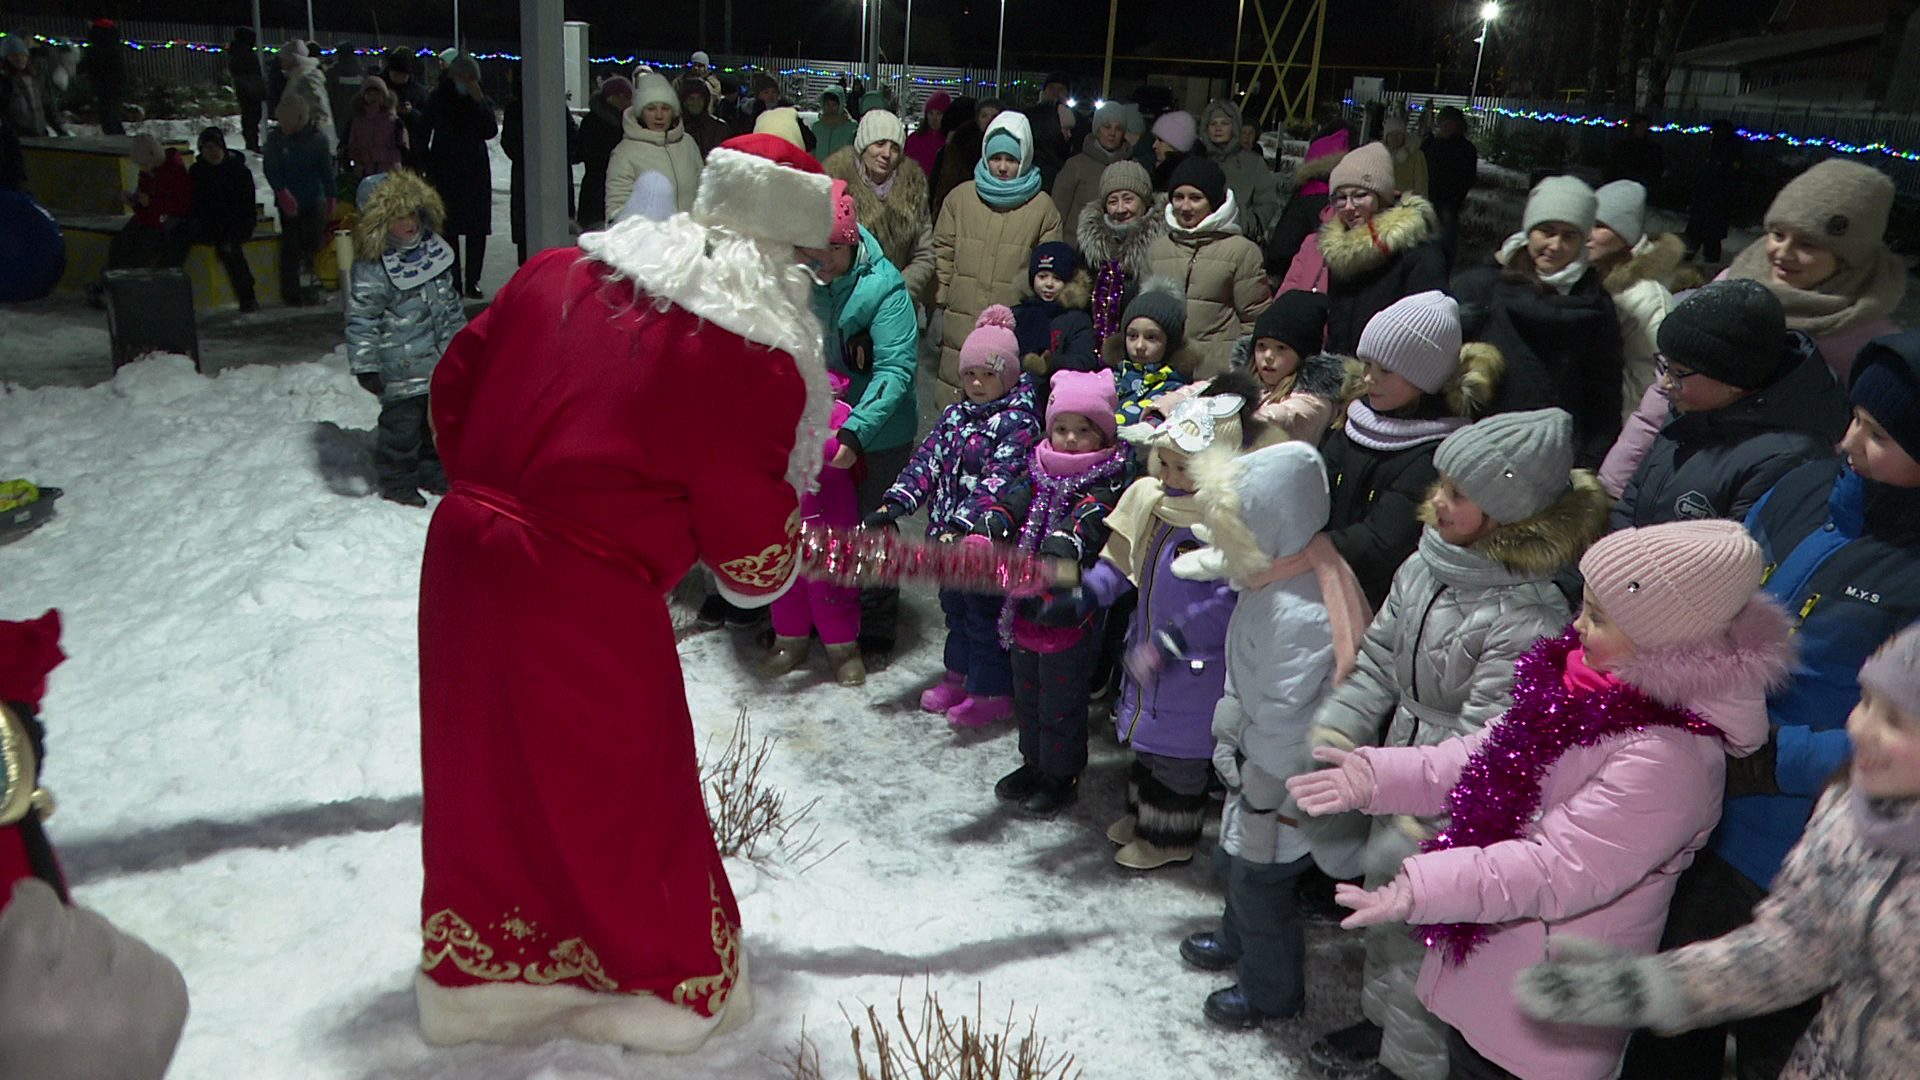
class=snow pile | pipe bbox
[0,350,1354,1078]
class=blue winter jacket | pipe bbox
[1730,458,1920,888]
[263,125,335,208]
[815,226,920,455]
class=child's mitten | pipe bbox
[1513,937,1691,1034]
[1286,746,1377,816]
[861,505,904,530]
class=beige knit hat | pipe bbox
[1098,160,1153,204]
[1579,520,1762,651]
[1329,141,1396,205]
[855,108,906,152]
[1763,159,1894,269]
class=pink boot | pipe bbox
[919,671,968,713]
[946,694,1013,728]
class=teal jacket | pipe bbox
[816,226,919,454]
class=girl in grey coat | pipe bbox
[1300,407,1610,1080]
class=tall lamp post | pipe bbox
[994,0,1006,96]
[1470,2,1498,100]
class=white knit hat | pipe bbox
[855,108,905,153]
[632,71,679,116]
[1524,175,1598,235]
[1594,179,1647,246]
[1356,290,1463,394]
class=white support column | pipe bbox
[521,0,571,255]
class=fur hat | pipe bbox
[1524,175,1598,236]
[1049,368,1120,442]
[1093,100,1130,133]
[1859,620,1920,728]
[1167,156,1228,211]
[829,179,859,246]
[1329,141,1396,205]
[1122,278,1188,356]
[1763,159,1895,270]
[1580,520,1764,651]
[1656,279,1789,391]
[753,106,807,150]
[1434,407,1575,525]
[1595,179,1648,246]
[1151,110,1197,153]
[1356,290,1463,394]
[129,133,166,170]
[855,108,905,152]
[960,305,1021,381]
[1850,331,1920,463]
[1251,290,1327,359]
[1099,160,1153,204]
[690,133,833,249]
[1030,241,1077,283]
[353,168,445,255]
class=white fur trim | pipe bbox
[414,951,753,1053]
[690,146,834,249]
[578,215,831,499]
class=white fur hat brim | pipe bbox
[691,146,833,249]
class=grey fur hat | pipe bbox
[1433,407,1575,525]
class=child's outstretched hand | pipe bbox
[1286,746,1376,816]
[1334,879,1413,929]
[1512,937,1688,1033]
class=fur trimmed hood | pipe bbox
[1601,232,1686,297]
[1227,341,1349,403]
[1605,595,1795,756]
[1293,151,1345,186]
[1417,469,1609,576]
[822,144,930,272]
[1077,197,1165,277]
[1317,192,1436,280]
[1186,439,1329,581]
[353,168,445,257]
[1340,343,1503,419]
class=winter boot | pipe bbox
[1179,931,1237,972]
[381,486,428,507]
[946,694,1013,728]
[1308,1019,1385,1078]
[1016,774,1077,818]
[1105,814,1137,846]
[919,671,967,713]
[758,636,810,677]
[824,641,866,686]
[1203,984,1298,1029]
[995,763,1043,802]
[1107,760,1144,844]
[1114,836,1193,870]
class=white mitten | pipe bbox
[1512,936,1691,1034]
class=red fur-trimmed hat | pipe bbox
[691,134,833,249]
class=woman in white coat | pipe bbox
[1589,180,1684,423]
[605,71,703,221]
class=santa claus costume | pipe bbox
[415,134,834,1052]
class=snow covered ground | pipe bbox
[0,349,1361,1078]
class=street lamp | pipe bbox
[1470,1,1499,100]
[994,0,1006,96]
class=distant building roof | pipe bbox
[1675,23,1884,68]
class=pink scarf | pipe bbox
[1242,533,1371,683]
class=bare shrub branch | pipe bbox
[782,980,1081,1080]
[701,708,847,870]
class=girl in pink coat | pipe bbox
[1288,519,1794,1080]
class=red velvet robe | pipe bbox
[417,247,810,1048]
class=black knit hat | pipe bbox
[1655,279,1789,390]
[1252,290,1328,358]
[1166,156,1228,212]
[1850,331,1920,464]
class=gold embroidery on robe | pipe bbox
[671,877,741,1015]
[421,910,522,981]
[717,510,800,589]
[524,938,620,991]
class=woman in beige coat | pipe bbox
[932,109,1063,404]
[605,71,703,221]
[1148,156,1271,378]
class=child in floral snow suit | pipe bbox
[868,305,1042,728]
[1288,520,1794,1080]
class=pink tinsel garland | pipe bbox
[799,524,1056,597]
[1414,630,1723,966]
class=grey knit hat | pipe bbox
[1356,290,1462,394]
[1524,175,1598,235]
[1099,160,1153,204]
[1594,179,1648,246]
[1859,620,1920,729]
[1434,408,1574,525]
[1763,159,1895,269]
[1123,279,1188,355]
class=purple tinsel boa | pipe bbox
[1414,629,1724,966]
[997,444,1129,647]
[1092,259,1127,341]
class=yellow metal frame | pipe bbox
[1239,0,1328,127]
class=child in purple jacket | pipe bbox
[1035,383,1254,869]
[868,305,1043,728]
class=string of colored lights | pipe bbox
[1481,103,1920,166]
[25,33,1040,90]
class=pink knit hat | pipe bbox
[1048,368,1120,442]
[959,305,1020,381]
[1151,110,1197,153]
[1356,290,1462,394]
[829,179,859,246]
[1579,520,1763,651]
